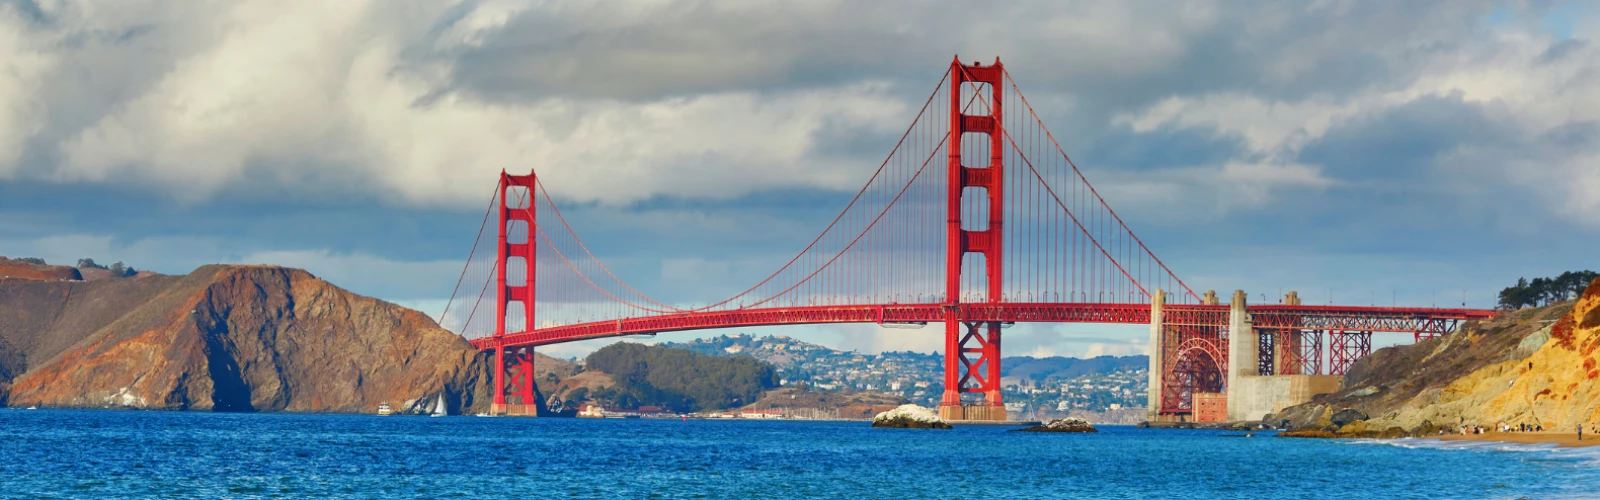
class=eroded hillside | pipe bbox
[1279,278,1600,434]
[0,265,496,414]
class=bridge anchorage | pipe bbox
[440,56,1496,421]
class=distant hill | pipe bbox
[0,256,82,282]
[584,342,778,412]
[664,333,1145,382]
[660,333,1148,410]
[1001,355,1149,382]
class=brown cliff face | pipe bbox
[0,257,82,282]
[1278,278,1600,434]
[0,265,498,414]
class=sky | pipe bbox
[2,0,1597,359]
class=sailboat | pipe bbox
[431,394,448,417]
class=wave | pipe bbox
[1356,437,1600,464]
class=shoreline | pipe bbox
[1429,431,1600,448]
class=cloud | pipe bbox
[1084,161,1335,222]
[1111,21,1600,227]
[9,0,1571,215]
[5,0,923,209]
[0,4,54,171]
[231,249,464,300]
[1083,342,1145,358]
[5,0,1600,359]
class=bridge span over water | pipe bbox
[440,57,1495,422]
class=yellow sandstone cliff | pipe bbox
[1470,278,1600,429]
[1280,278,1600,434]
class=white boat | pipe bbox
[25,406,38,410]
[376,402,392,416]
[431,394,447,417]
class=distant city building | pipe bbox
[657,333,1148,413]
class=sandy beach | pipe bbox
[1433,431,1600,448]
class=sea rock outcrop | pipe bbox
[871,404,952,429]
[0,265,500,414]
[1277,278,1600,436]
[1016,417,1097,433]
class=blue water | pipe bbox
[1,409,1596,499]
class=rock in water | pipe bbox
[871,404,952,429]
[1017,417,1098,433]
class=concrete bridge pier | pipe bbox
[1225,290,1256,421]
[1225,290,1341,422]
[1147,289,1165,420]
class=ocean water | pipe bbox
[1,409,1596,499]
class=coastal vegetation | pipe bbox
[1278,277,1600,438]
[1497,270,1598,310]
[585,342,778,412]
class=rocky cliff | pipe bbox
[0,257,83,282]
[0,265,498,414]
[1278,278,1600,434]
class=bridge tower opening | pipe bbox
[940,57,1007,422]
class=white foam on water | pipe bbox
[1347,437,1600,498]
[1359,437,1600,466]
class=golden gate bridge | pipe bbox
[438,57,1495,422]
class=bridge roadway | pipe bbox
[467,303,1496,350]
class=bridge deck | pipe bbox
[468,303,1495,350]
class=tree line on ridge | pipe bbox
[1497,270,1598,310]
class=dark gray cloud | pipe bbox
[3,0,1599,356]
[1299,93,1513,182]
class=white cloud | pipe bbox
[0,5,55,171]
[1112,25,1600,227]
[7,0,915,209]
[1082,342,1143,358]
[6,0,1600,361]
[1086,161,1335,221]
[231,249,464,300]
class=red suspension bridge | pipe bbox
[439,57,1494,421]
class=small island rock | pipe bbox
[871,404,952,429]
[1017,417,1097,433]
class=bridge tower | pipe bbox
[493,171,539,416]
[940,57,1007,422]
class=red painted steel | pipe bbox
[1329,330,1373,375]
[1162,338,1226,414]
[942,57,1007,411]
[435,57,1502,420]
[506,347,537,411]
[468,302,1157,350]
[493,172,537,413]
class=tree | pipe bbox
[1497,271,1600,310]
[76,258,106,270]
[107,261,137,278]
[1529,277,1552,306]
[15,257,46,265]
[1563,270,1600,299]
[586,342,778,412]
